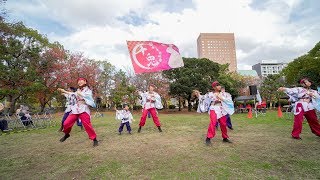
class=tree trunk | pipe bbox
[39,97,48,113]
[40,103,46,113]
[7,95,19,115]
[162,97,167,109]
[178,97,181,111]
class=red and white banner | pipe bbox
[127,41,184,74]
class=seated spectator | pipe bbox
[246,104,252,111]
[16,105,34,127]
[255,100,267,113]
[0,119,9,132]
[256,103,262,109]
[237,104,245,113]
[0,103,10,131]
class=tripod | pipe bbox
[93,104,103,118]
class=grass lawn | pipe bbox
[0,110,320,179]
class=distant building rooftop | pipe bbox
[261,60,278,63]
[237,70,258,77]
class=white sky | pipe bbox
[5,0,320,70]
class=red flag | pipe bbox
[127,41,184,74]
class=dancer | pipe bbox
[57,77,99,147]
[215,87,233,130]
[138,84,163,133]
[59,87,83,132]
[115,104,133,135]
[278,78,320,139]
[194,81,234,145]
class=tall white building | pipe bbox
[252,60,287,77]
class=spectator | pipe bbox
[246,104,252,112]
[0,103,10,131]
[16,105,34,127]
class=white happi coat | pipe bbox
[70,86,96,115]
[64,93,77,113]
[139,91,163,110]
[284,87,320,114]
[197,91,234,119]
[115,110,133,123]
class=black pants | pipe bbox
[21,116,34,126]
[118,122,131,132]
[0,120,8,131]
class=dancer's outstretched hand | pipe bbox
[57,88,67,93]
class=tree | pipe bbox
[163,58,221,111]
[127,70,170,109]
[110,70,136,108]
[0,20,50,114]
[216,64,242,98]
[259,74,286,107]
[51,52,101,109]
[95,61,116,106]
[283,41,320,88]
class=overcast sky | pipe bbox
[5,0,320,70]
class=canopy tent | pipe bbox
[234,95,256,101]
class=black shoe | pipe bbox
[205,137,211,145]
[223,138,232,143]
[128,131,132,135]
[59,134,70,142]
[138,126,142,133]
[158,126,162,132]
[292,136,302,140]
[229,127,234,130]
[93,139,99,147]
[118,132,122,135]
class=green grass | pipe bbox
[0,111,320,179]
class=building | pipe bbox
[197,33,237,71]
[252,60,287,77]
[237,70,261,96]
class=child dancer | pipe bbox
[58,77,99,147]
[115,104,133,135]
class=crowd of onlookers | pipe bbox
[236,100,267,113]
[0,103,34,132]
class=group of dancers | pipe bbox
[57,79,164,147]
[56,77,320,147]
